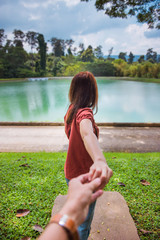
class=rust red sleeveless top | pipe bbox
[64,105,99,180]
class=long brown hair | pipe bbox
[66,71,98,124]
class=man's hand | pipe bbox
[60,174,103,227]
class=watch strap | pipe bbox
[50,213,79,240]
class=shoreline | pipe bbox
[0,76,160,84]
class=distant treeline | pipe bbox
[0,29,160,78]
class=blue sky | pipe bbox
[0,0,160,55]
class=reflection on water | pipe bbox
[0,78,160,122]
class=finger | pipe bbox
[79,173,90,184]
[101,167,107,180]
[88,168,96,181]
[91,168,102,180]
[109,169,113,178]
[88,177,101,192]
[75,173,89,182]
[91,190,103,203]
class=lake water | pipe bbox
[0,78,160,122]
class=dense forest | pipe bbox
[0,29,160,79]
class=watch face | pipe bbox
[59,214,68,226]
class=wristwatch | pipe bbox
[50,213,79,240]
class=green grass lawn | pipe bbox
[0,152,159,240]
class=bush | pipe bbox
[86,61,116,76]
[62,62,87,76]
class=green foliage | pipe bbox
[94,45,103,59]
[80,46,95,62]
[146,48,158,63]
[63,62,87,76]
[138,55,145,63]
[37,34,47,72]
[52,57,66,76]
[0,28,159,79]
[128,52,135,64]
[0,29,7,47]
[118,52,127,62]
[25,31,38,51]
[50,38,65,57]
[113,59,128,76]
[113,59,160,79]
[0,152,159,239]
[1,45,28,78]
[86,60,116,76]
[81,0,160,29]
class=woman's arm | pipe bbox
[80,119,113,189]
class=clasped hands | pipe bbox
[60,164,113,227]
[88,160,113,189]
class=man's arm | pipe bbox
[38,174,103,240]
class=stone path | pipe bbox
[0,125,160,152]
[51,192,140,240]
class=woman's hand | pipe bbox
[88,161,113,189]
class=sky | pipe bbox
[0,0,160,55]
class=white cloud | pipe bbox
[126,23,147,35]
[124,24,160,54]
[28,14,41,21]
[71,23,160,55]
[71,30,106,51]
[105,38,117,46]
[22,0,80,9]
[63,0,80,7]
[21,2,40,9]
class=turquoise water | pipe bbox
[0,78,160,122]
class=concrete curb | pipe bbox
[0,122,160,127]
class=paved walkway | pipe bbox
[52,192,140,240]
[0,126,160,152]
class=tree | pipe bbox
[2,41,28,78]
[0,29,7,48]
[37,34,47,72]
[107,47,113,59]
[138,55,145,63]
[94,45,103,59]
[52,57,65,76]
[25,31,38,70]
[72,47,78,56]
[81,0,160,29]
[65,39,74,55]
[128,52,135,64]
[81,45,94,62]
[78,43,85,56]
[50,38,65,57]
[146,48,157,63]
[13,29,25,48]
[25,31,38,52]
[118,52,127,62]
